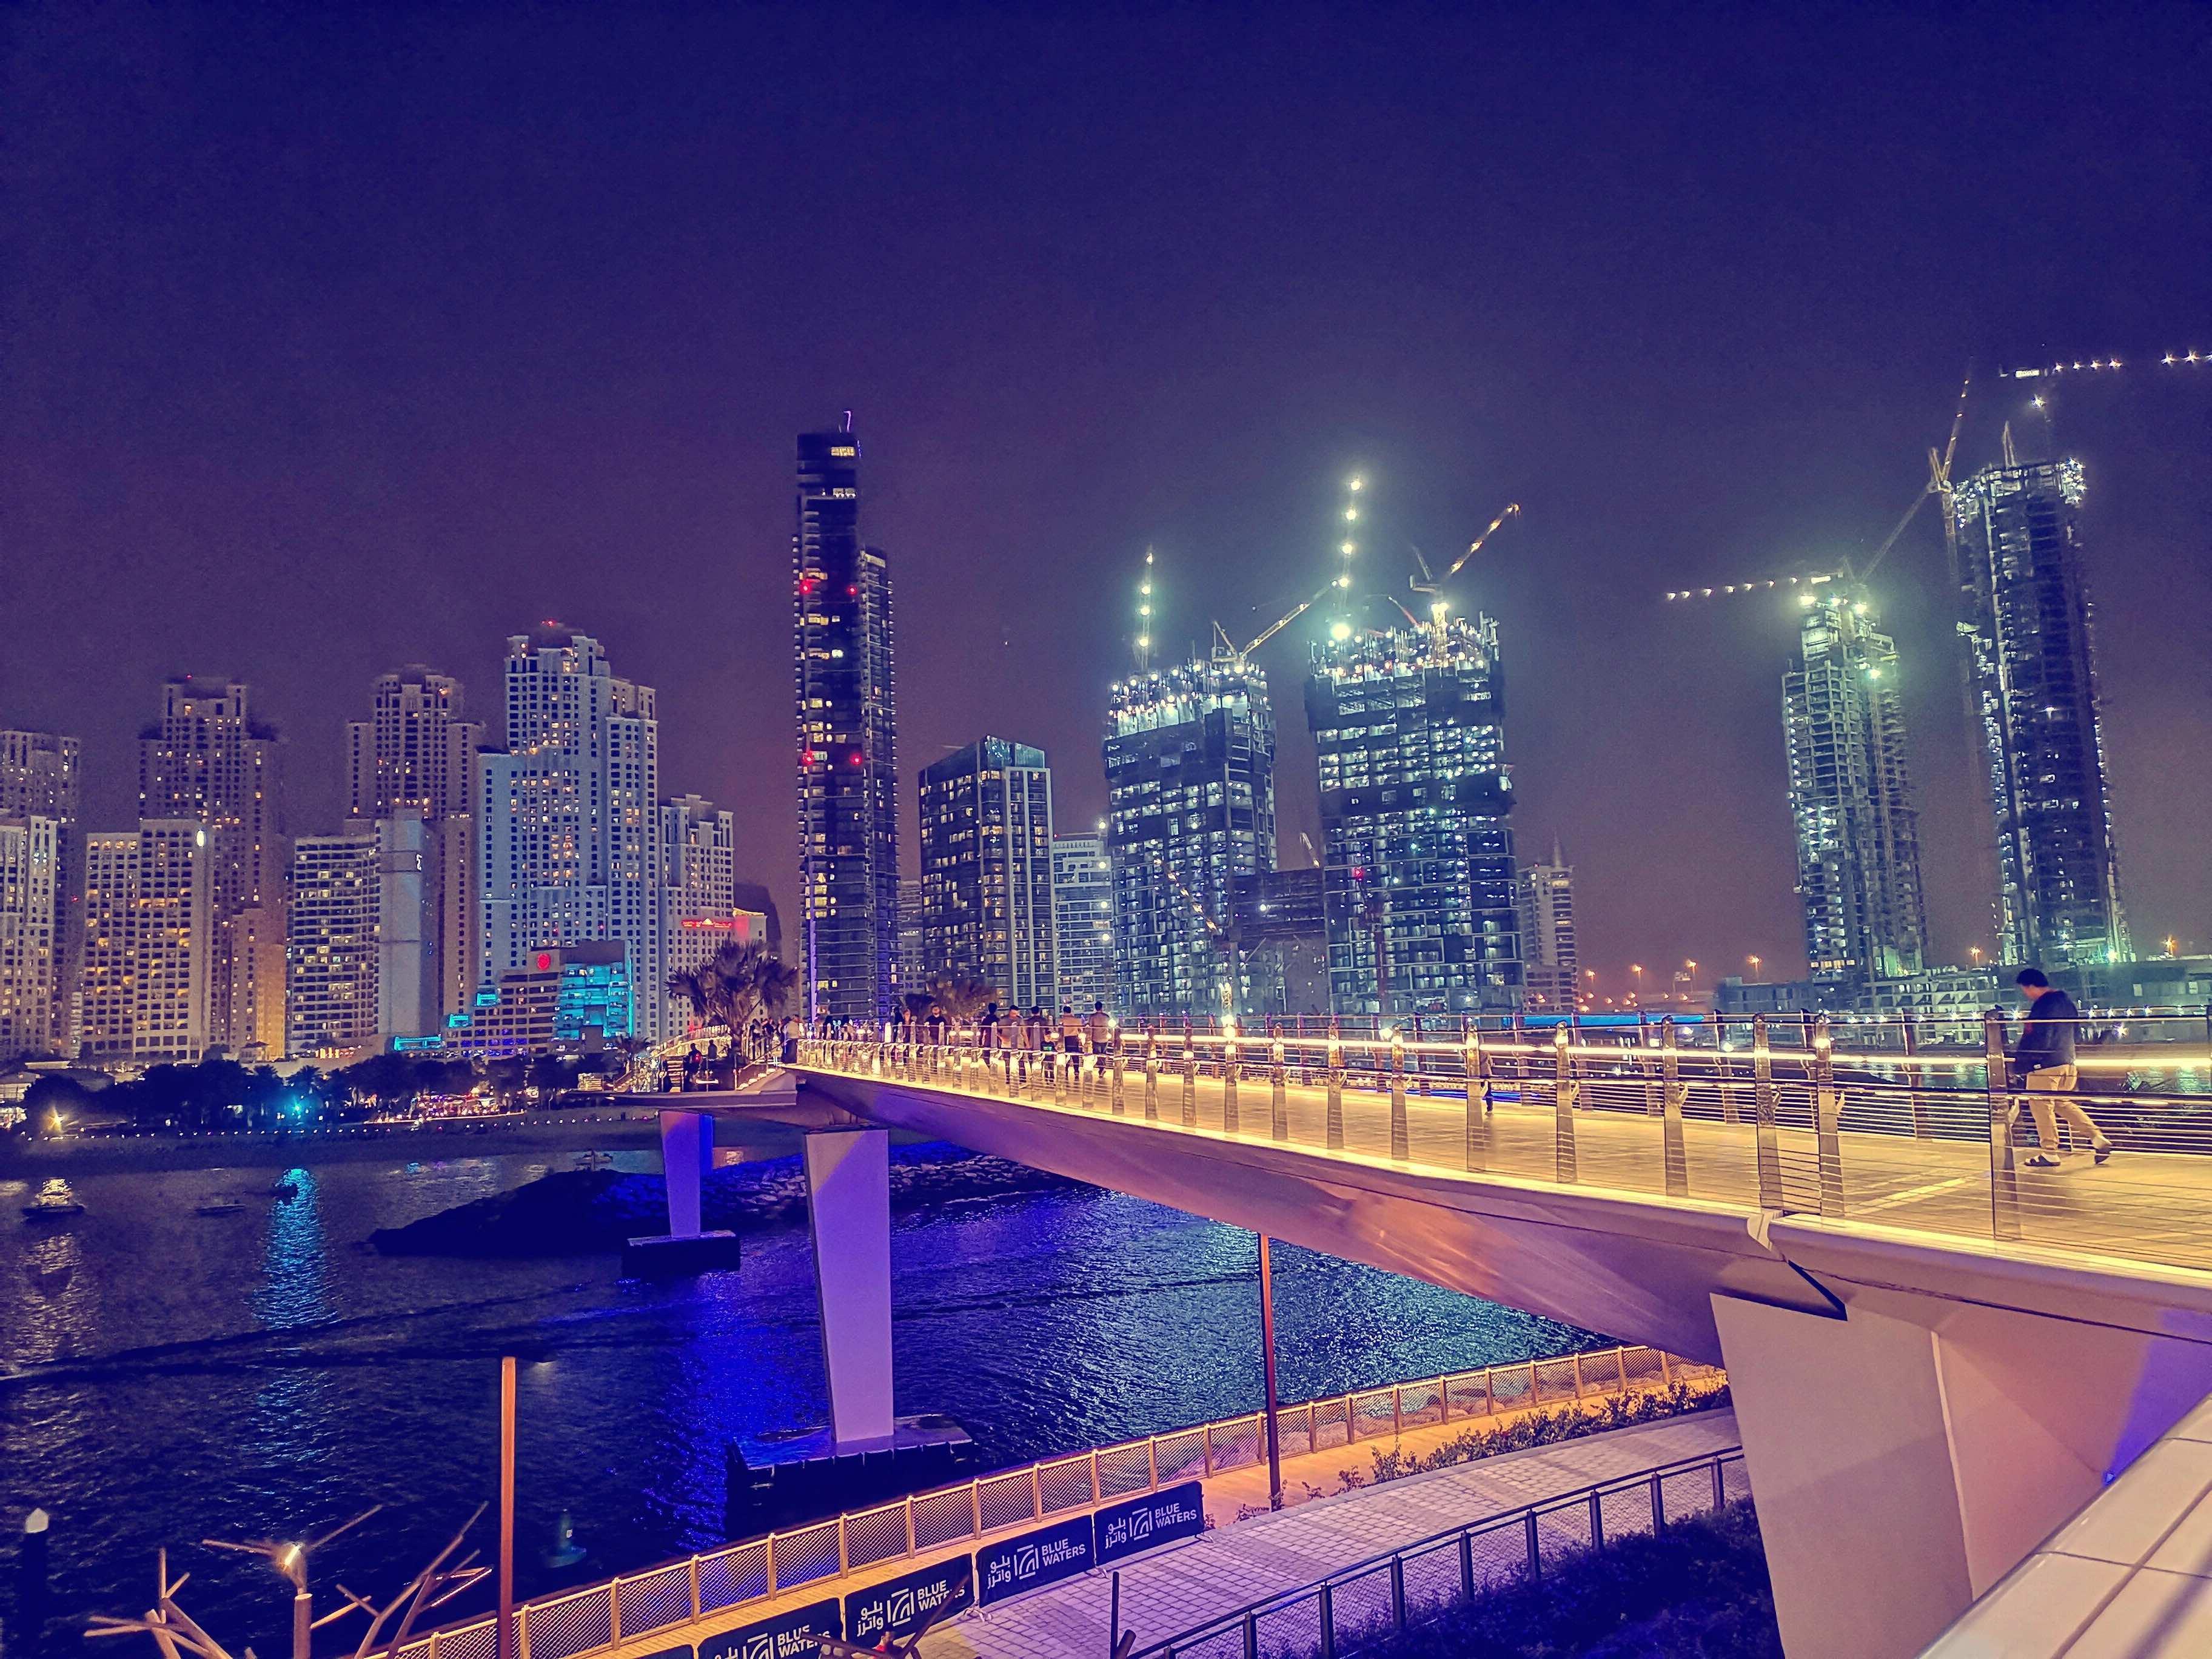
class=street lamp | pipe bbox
[1747,954,1761,978]
[1969,946,1985,967]
[1629,964,1644,1006]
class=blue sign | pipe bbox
[977,1513,1093,1607]
[699,1600,840,1659]
[1093,1481,1206,1566]
[844,1557,972,1646]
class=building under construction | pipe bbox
[1103,655,1276,1021]
[1783,582,1928,999]
[1952,454,2130,968]
[1305,613,1520,1018]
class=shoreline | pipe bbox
[0,1111,666,1176]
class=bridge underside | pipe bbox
[654,1065,2212,1659]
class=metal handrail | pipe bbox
[1130,1446,1749,1659]
[395,1343,1714,1659]
[793,1017,2212,1277]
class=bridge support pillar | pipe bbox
[1714,1289,2212,1659]
[805,1128,896,1452]
[658,1109,713,1238]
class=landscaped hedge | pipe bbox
[1341,1381,1732,1489]
[1344,1501,1780,1659]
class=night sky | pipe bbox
[7,2,2210,988]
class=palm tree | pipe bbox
[754,955,799,1022]
[666,966,712,1025]
[922,972,997,1028]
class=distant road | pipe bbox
[0,1109,662,1175]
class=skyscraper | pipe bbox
[896,876,926,995]
[1781,585,1926,994]
[1306,615,1520,1018]
[1104,654,1276,1021]
[78,832,138,1061]
[480,628,663,1041]
[138,679,286,1055]
[287,833,381,1055]
[347,666,483,1018]
[918,739,1057,1012]
[130,820,213,1062]
[662,793,767,1036]
[1953,454,2129,967]
[0,814,61,1060]
[1051,833,1114,1014]
[794,424,899,1023]
[1516,845,1578,1012]
[1,731,81,1051]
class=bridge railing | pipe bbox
[394,1342,1711,1659]
[794,1014,2212,1278]
[1130,1446,1752,1659]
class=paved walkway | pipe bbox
[785,1051,2212,1278]
[917,1410,1741,1659]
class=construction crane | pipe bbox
[1662,369,1971,606]
[1406,501,1520,657]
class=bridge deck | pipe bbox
[783,1041,2212,1280]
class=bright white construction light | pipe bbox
[1348,477,1364,491]
[1341,540,1356,554]
[1344,508,1358,522]
[1330,620,1352,641]
[1430,600,1448,619]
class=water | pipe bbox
[0,1146,1602,1654]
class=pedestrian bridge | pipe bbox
[630,1023,2212,1658]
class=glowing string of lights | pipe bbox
[2003,350,2212,378]
[1332,474,1364,642]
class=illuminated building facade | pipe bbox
[480,628,660,1041]
[895,877,926,995]
[1104,655,1276,1021]
[794,425,898,1022]
[130,819,213,1062]
[78,832,138,1061]
[1953,457,2129,967]
[1783,585,1926,996]
[1,730,81,1051]
[1051,833,1114,1014]
[138,679,286,1054]
[1516,845,1577,1012]
[0,814,61,1060]
[346,666,482,1022]
[287,833,380,1055]
[1306,615,1520,1017]
[917,739,1056,1013]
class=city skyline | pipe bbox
[6,6,2209,992]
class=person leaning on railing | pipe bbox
[2012,968,2114,1170]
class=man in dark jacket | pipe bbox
[2013,969,2113,1168]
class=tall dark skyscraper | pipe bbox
[794,424,899,1022]
[1783,583,1926,996]
[1306,614,1520,1017]
[917,737,1057,1013]
[1952,452,2128,968]
[1104,653,1276,1021]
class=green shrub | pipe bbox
[1339,1382,1729,1492]
[1334,1502,1778,1659]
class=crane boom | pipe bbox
[1412,503,1521,596]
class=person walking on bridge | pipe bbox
[2013,968,2114,1169]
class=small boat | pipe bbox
[571,1150,614,1173]
[22,1179,85,1221]
[195,1198,246,1218]
[269,1178,300,1201]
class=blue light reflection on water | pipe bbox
[0,1150,1603,1654]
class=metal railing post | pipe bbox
[1326,1035,1345,1148]
[1464,1018,1489,1171]
[1986,1009,2022,1242]
[1524,1510,1541,1580]
[1812,1014,1845,1218]
[689,1557,701,1621]
[1222,1032,1240,1134]
[1458,1529,1475,1601]
[1570,1352,1584,1398]
[1589,1489,1604,1549]
[1111,1033,1127,1115]
[1389,1556,1407,1629]
[609,1578,624,1645]
[1318,1583,1336,1659]
[1651,1470,1665,1533]
[1182,1032,1198,1127]
[1270,1038,1289,1140]
[1144,1033,1160,1121]
[1389,1031,1409,1161]
[1552,1024,1578,1182]
[1900,1014,1930,1139]
[1242,1610,1259,1659]
[1660,1017,1688,1197]
[1751,1014,1783,1208]
[1710,1455,1725,1511]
